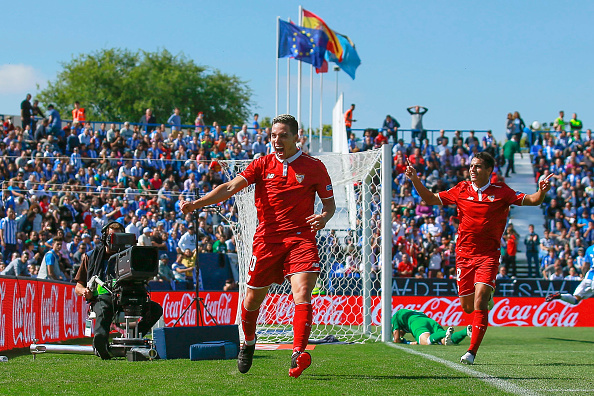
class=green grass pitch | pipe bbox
[1,327,593,395]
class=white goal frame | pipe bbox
[219,144,393,343]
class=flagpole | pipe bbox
[319,72,323,152]
[308,64,313,151]
[287,18,291,115]
[275,16,279,116]
[297,5,303,127]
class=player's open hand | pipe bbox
[539,173,553,193]
[306,214,326,231]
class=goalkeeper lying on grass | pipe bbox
[392,309,471,345]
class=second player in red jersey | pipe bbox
[406,151,552,366]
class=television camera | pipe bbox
[31,232,161,361]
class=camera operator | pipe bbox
[74,221,163,359]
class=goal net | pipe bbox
[219,148,389,343]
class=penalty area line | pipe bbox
[386,343,539,396]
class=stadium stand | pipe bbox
[0,110,591,286]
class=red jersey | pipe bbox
[506,234,517,256]
[438,181,525,258]
[240,151,333,242]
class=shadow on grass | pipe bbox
[545,337,594,345]
[309,374,544,381]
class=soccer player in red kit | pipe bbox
[405,152,552,365]
[181,114,335,377]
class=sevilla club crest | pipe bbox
[295,174,305,183]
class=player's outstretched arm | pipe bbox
[306,196,336,231]
[404,159,442,206]
[180,176,248,214]
[523,173,553,206]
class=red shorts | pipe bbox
[247,238,321,288]
[456,255,499,297]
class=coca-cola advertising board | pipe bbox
[150,291,239,327]
[0,277,87,352]
[3,280,592,353]
[259,295,594,328]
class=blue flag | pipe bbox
[278,19,329,68]
[325,32,361,80]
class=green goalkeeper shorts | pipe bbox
[408,317,444,343]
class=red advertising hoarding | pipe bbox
[0,277,87,352]
[150,291,239,327]
[152,292,592,328]
[2,279,592,352]
[258,295,594,328]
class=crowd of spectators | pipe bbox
[529,124,594,281]
[1,99,592,287]
[0,100,289,289]
[338,112,593,281]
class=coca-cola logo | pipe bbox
[489,298,579,327]
[259,295,350,326]
[162,293,196,326]
[13,282,36,345]
[203,293,234,326]
[312,296,348,325]
[0,281,5,347]
[261,294,293,325]
[40,284,60,340]
[369,297,464,327]
[63,288,81,338]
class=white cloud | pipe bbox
[0,64,46,94]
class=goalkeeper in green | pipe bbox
[392,309,471,345]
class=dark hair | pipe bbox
[473,152,495,171]
[272,114,298,135]
[53,237,64,243]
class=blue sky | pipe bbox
[2,1,593,141]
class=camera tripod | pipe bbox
[173,203,218,327]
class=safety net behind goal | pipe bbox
[220,148,386,343]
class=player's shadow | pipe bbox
[533,362,594,367]
[545,337,594,344]
[310,374,470,381]
[310,374,540,381]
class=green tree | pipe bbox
[37,48,252,126]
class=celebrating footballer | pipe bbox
[405,152,552,365]
[181,114,335,377]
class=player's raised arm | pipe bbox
[181,175,248,214]
[522,173,553,206]
[404,159,442,206]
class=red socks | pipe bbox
[241,303,260,344]
[292,303,313,353]
[469,309,489,355]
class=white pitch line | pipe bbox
[386,343,539,396]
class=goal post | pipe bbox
[219,145,393,343]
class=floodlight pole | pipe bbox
[334,66,340,102]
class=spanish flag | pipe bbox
[301,8,343,62]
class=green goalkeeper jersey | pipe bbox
[391,308,445,343]
[391,309,428,334]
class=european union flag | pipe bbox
[278,19,328,69]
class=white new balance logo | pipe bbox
[266,173,275,179]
